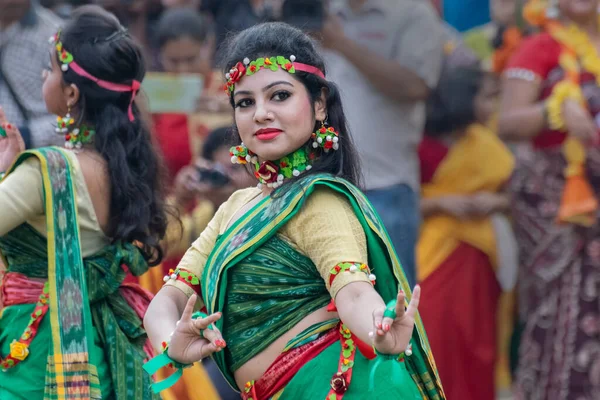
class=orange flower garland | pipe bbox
[545,20,600,226]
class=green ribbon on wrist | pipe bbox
[0,127,6,137]
[143,311,216,393]
[143,351,190,393]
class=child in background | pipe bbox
[417,66,516,400]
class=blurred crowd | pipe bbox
[2,0,600,399]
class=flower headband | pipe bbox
[224,55,326,94]
[49,31,141,121]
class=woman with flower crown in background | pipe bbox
[0,5,168,399]
[499,0,600,398]
[143,22,445,400]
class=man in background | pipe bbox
[322,0,445,286]
[0,0,62,148]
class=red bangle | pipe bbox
[328,262,376,287]
[163,268,201,295]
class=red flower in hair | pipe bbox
[228,62,247,85]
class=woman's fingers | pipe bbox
[405,285,421,320]
[181,294,197,321]
[192,312,221,332]
[202,326,227,349]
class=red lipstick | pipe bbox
[255,128,282,140]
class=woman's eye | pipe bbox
[235,98,254,108]
[272,91,291,101]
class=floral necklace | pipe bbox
[547,21,600,85]
[231,145,315,189]
[253,147,316,189]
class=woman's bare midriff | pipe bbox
[233,305,338,390]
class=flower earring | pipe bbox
[311,121,339,152]
[230,142,258,165]
[57,105,95,150]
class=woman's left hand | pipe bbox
[372,285,421,355]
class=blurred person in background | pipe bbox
[165,126,257,259]
[463,0,521,73]
[321,0,445,286]
[0,6,168,398]
[499,0,600,398]
[209,0,283,61]
[93,0,164,70]
[152,7,213,180]
[0,0,62,148]
[418,66,515,400]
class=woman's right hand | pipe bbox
[562,99,598,145]
[0,107,25,172]
[167,294,227,365]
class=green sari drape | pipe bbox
[202,174,445,399]
[0,147,158,400]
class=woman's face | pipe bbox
[232,68,326,161]
[160,36,209,75]
[559,0,599,21]
[42,50,69,117]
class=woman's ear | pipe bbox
[315,87,327,122]
[63,83,80,109]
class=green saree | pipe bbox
[202,174,445,399]
[0,147,158,400]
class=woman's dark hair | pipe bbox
[60,5,168,265]
[425,66,486,137]
[201,126,236,161]
[157,8,209,49]
[220,22,362,188]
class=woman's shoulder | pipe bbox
[227,186,262,205]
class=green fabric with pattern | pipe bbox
[223,234,331,370]
[0,147,158,400]
[202,174,445,399]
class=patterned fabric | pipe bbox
[510,145,600,400]
[0,148,158,399]
[201,173,445,399]
[0,5,63,147]
[223,234,331,370]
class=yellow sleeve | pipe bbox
[281,187,371,299]
[0,158,44,236]
[163,202,224,299]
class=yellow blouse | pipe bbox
[0,151,109,257]
[165,186,371,304]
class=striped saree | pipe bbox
[202,174,445,399]
[0,148,157,400]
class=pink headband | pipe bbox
[69,62,140,121]
[50,31,140,122]
[293,62,325,79]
